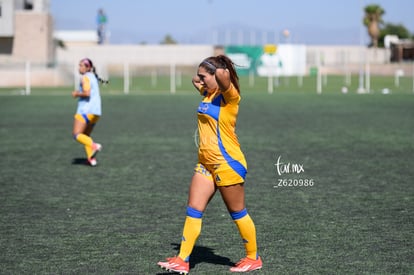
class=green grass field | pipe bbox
[0,77,413,274]
[1,74,413,96]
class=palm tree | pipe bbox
[363,4,385,48]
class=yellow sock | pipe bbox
[75,134,93,158]
[232,210,258,260]
[83,145,93,159]
[178,207,203,262]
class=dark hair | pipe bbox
[199,55,240,93]
[81,58,109,85]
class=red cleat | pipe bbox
[230,256,263,272]
[88,157,97,167]
[91,143,102,158]
[157,256,189,274]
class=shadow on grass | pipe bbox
[71,158,89,166]
[156,243,234,274]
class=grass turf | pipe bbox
[0,90,413,274]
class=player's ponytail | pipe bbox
[81,58,109,85]
[91,66,109,85]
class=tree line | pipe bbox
[364,4,413,48]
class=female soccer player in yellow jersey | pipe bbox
[158,55,262,274]
[72,58,106,167]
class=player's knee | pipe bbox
[230,208,248,220]
[186,206,204,218]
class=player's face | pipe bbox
[78,62,89,74]
[197,66,218,93]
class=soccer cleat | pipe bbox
[230,256,263,272]
[88,157,97,167]
[91,143,102,158]
[157,256,189,274]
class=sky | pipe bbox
[50,0,414,45]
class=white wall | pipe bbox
[57,44,390,68]
[0,0,16,36]
[56,45,215,66]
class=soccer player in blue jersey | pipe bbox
[72,58,107,166]
[158,55,262,274]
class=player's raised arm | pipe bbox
[214,55,239,94]
[215,67,231,92]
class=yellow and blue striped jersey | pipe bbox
[197,83,246,166]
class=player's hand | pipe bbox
[71,91,78,98]
[192,76,203,90]
[192,75,201,84]
[215,67,229,76]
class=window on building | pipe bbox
[24,0,33,10]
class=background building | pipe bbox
[0,0,54,64]
[0,0,412,89]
